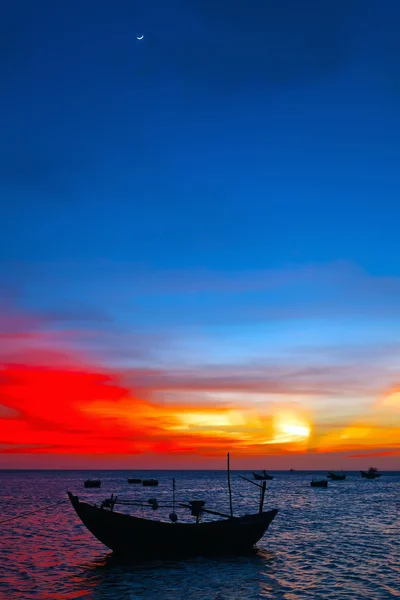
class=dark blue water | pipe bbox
[0,470,399,599]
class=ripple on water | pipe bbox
[0,470,399,599]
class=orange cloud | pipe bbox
[1,306,399,466]
[0,334,312,459]
[379,389,400,410]
[316,426,399,453]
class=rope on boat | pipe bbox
[0,500,66,524]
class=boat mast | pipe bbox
[169,478,178,522]
[227,452,233,517]
[259,480,267,513]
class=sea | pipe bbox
[0,470,399,600]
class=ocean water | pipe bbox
[0,470,399,600]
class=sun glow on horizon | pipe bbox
[261,411,311,445]
[1,306,400,467]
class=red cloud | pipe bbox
[1,305,399,467]
[0,309,252,458]
[347,450,400,458]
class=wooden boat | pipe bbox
[142,479,158,487]
[310,479,328,488]
[127,478,142,484]
[68,454,278,560]
[361,467,381,479]
[253,470,274,481]
[327,471,346,481]
[84,479,101,488]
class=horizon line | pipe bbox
[0,468,397,472]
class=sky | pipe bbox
[1,0,400,469]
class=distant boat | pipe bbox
[289,469,295,472]
[127,478,142,484]
[67,453,278,560]
[84,479,101,488]
[310,478,328,488]
[327,471,346,481]
[142,479,159,487]
[253,470,274,481]
[361,467,382,479]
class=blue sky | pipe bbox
[1,1,400,460]
[2,0,400,271]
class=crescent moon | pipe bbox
[137,35,144,40]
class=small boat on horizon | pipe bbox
[84,479,101,489]
[327,471,346,481]
[310,478,328,488]
[68,454,278,560]
[142,479,159,487]
[361,467,382,479]
[127,478,142,484]
[253,470,274,481]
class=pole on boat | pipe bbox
[227,452,233,517]
[239,474,263,489]
[259,480,267,513]
[169,478,178,522]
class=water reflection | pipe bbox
[77,549,278,600]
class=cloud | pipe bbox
[42,259,358,295]
[123,363,377,397]
[7,259,400,329]
[0,307,311,457]
[377,389,400,411]
[1,304,399,465]
[125,260,400,327]
[347,449,400,459]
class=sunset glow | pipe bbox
[2,0,400,476]
[0,305,399,469]
[272,413,311,442]
[2,5,400,600]
[381,390,400,409]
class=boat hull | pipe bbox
[67,492,278,559]
[360,471,381,479]
[253,472,274,481]
[327,473,346,481]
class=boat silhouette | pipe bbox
[360,467,382,479]
[253,470,274,481]
[68,454,278,559]
[327,471,346,481]
[84,479,101,488]
[310,478,328,488]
